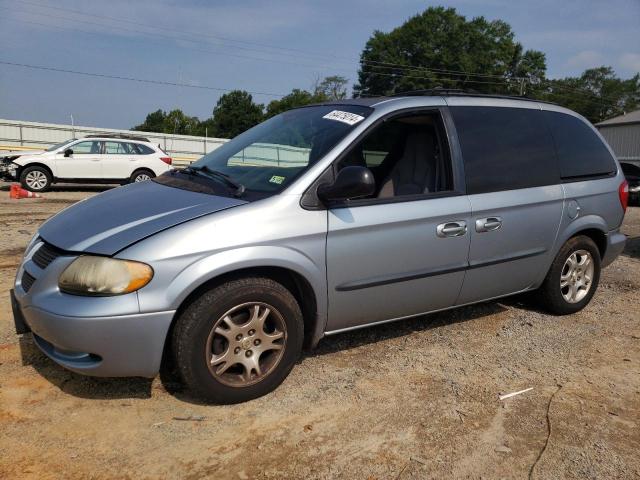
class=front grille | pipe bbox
[32,242,65,269]
[21,271,36,292]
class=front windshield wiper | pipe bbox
[183,165,245,197]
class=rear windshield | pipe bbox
[544,111,617,180]
[184,105,372,195]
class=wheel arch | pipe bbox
[130,167,155,180]
[169,266,320,349]
[17,162,55,180]
[556,215,608,260]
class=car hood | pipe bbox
[1,150,46,161]
[39,181,247,255]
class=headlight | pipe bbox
[59,256,153,296]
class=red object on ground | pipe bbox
[9,184,20,199]
[9,184,43,199]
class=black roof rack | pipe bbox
[84,133,150,142]
[390,88,554,104]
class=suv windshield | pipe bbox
[46,139,77,152]
[160,105,372,198]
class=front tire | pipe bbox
[172,277,304,404]
[537,235,601,315]
[20,166,52,192]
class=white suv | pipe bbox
[0,134,173,192]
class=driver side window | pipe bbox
[337,111,453,199]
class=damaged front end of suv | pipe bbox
[0,154,21,181]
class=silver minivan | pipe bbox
[11,93,628,403]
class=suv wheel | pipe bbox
[20,166,52,192]
[537,235,601,315]
[130,169,155,183]
[172,277,304,403]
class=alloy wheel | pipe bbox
[205,302,287,387]
[560,249,594,304]
[25,171,47,190]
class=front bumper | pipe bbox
[15,298,175,378]
[602,230,627,268]
[0,162,18,181]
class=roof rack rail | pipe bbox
[391,88,475,97]
[391,88,553,104]
[84,133,150,142]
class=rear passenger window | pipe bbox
[451,107,558,194]
[544,111,616,180]
[104,141,129,154]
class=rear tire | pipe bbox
[172,277,303,404]
[130,169,155,183]
[536,235,601,315]
[20,166,52,192]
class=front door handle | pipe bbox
[437,221,467,238]
[475,217,502,233]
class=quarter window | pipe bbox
[451,106,559,194]
[134,143,155,155]
[544,111,616,180]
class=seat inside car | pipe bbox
[378,127,437,198]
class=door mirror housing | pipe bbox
[317,166,375,203]
[63,148,73,157]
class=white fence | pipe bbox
[0,118,228,167]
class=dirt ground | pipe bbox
[0,184,638,480]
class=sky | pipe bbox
[0,0,638,130]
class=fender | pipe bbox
[138,245,328,345]
[14,160,56,178]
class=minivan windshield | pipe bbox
[164,105,372,197]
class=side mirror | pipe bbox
[317,166,375,203]
[64,148,73,157]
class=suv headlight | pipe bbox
[59,256,153,296]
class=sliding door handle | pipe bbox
[475,217,502,233]
[437,221,467,238]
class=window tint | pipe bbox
[544,111,616,179]
[70,141,101,154]
[134,143,155,155]
[451,107,558,194]
[337,112,453,198]
[104,141,131,154]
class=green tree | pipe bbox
[132,108,200,135]
[315,75,349,100]
[540,67,640,123]
[164,109,201,135]
[353,7,546,96]
[265,88,326,118]
[210,90,264,138]
[132,109,167,132]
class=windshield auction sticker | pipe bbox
[322,110,365,126]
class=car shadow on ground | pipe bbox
[159,301,510,405]
[623,235,640,260]
[18,335,153,399]
[18,301,511,404]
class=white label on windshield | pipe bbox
[322,110,365,126]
